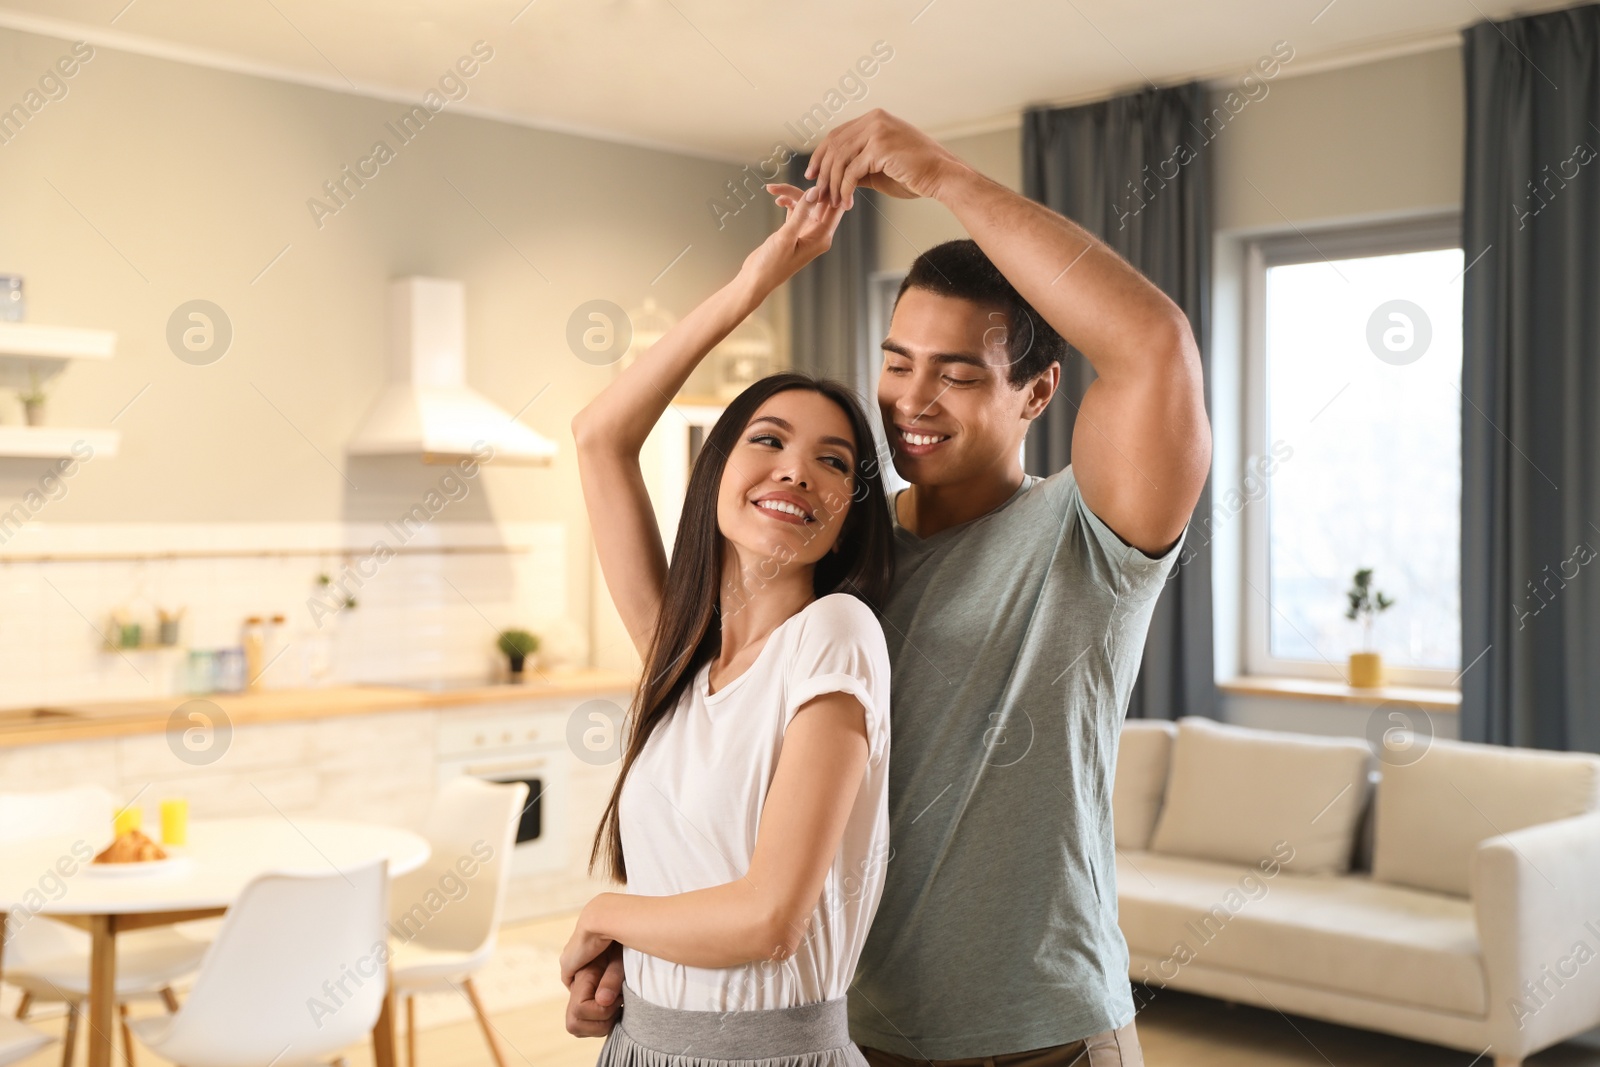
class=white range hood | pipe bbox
[347,276,557,465]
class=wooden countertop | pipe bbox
[0,669,639,747]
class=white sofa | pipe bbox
[1114,716,1600,1067]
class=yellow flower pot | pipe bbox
[1349,652,1385,688]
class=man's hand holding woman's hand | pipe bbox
[740,109,970,296]
[564,940,625,1037]
[803,108,969,209]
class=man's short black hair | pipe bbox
[893,238,1065,387]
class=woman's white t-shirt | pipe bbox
[618,592,892,1011]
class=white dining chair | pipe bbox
[0,785,208,1067]
[388,777,529,1067]
[0,1017,52,1066]
[127,858,390,1067]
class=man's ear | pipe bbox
[1021,362,1061,420]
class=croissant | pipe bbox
[93,828,169,864]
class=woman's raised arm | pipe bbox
[569,184,848,656]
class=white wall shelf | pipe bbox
[0,322,116,361]
[0,323,121,458]
[0,426,119,459]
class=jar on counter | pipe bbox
[215,648,246,693]
[185,649,217,695]
[0,276,24,323]
[241,617,265,691]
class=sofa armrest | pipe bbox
[1473,810,1600,1058]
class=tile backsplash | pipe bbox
[0,520,577,709]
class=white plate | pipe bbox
[80,855,192,877]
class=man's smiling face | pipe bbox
[877,286,1048,488]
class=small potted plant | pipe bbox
[157,606,185,647]
[497,628,539,682]
[1345,567,1395,687]
[19,366,46,426]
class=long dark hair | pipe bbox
[588,372,894,884]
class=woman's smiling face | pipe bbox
[715,388,860,569]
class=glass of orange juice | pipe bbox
[160,798,189,847]
[112,805,142,836]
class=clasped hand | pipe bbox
[740,108,964,295]
[562,930,625,1037]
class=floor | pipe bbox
[11,910,1600,1066]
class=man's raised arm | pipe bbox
[807,109,1210,556]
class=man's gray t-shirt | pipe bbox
[846,465,1184,1059]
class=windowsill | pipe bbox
[1218,675,1461,713]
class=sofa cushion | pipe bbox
[1147,717,1372,875]
[1371,737,1600,896]
[1115,720,1177,851]
[1117,850,1485,1016]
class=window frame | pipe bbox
[1241,212,1463,687]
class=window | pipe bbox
[1243,217,1462,686]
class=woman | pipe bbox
[560,180,894,1066]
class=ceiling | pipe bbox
[0,0,1576,161]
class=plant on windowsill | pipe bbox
[497,628,539,682]
[1345,567,1395,688]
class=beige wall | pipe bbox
[1212,46,1462,233]
[0,25,777,663]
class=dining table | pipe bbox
[0,816,431,1067]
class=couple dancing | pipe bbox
[560,109,1210,1067]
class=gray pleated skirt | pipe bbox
[596,982,868,1067]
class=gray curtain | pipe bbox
[784,154,879,406]
[1460,5,1600,751]
[1022,82,1216,721]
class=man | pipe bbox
[568,109,1210,1065]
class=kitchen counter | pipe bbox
[0,669,638,747]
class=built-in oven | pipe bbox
[436,705,570,878]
